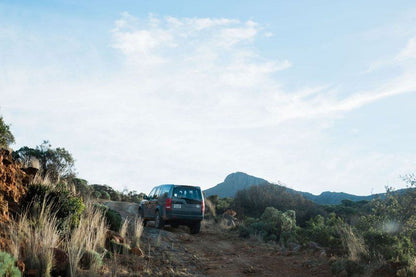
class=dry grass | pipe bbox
[9,200,60,277]
[30,172,54,187]
[204,199,216,217]
[131,217,144,248]
[119,217,129,239]
[340,224,368,261]
[66,202,108,276]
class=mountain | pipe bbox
[204,172,386,205]
[204,172,268,198]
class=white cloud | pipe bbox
[1,14,415,195]
[397,37,416,60]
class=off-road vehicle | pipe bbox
[139,184,205,234]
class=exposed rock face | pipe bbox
[0,148,37,252]
[0,148,32,223]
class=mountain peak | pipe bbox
[204,172,268,198]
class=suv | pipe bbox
[139,184,205,234]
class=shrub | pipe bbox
[23,183,85,230]
[101,191,110,200]
[66,203,108,276]
[300,213,346,254]
[80,250,103,270]
[234,184,324,226]
[109,240,130,254]
[13,141,75,184]
[9,201,60,277]
[130,217,144,249]
[238,207,297,245]
[0,115,15,148]
[0,251,20,277]
[93,191,102,199]
[105,209,122,232]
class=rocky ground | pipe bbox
[103,201,332,277]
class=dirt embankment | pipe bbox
[104,201,332,277]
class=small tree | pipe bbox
[0,115,15,148]
[13,141,75,184]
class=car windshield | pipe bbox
[173,186,202,201]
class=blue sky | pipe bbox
[1,1,415,195]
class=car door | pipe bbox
[148,186,160,218]
[144,188,155,218]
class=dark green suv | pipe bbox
[139,184,205,234]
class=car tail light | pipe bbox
[165,198,172,210]
[201,199,205,214]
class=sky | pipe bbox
[1,0,416,195]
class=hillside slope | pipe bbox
[104,200,331,276]
[204,172,383,205]
[204,172,268,198]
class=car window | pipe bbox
[173,186,202,200]
[159,186,169,198]
[148,188,155,199]
[153,187,160,199]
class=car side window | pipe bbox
[153,187,160,199]
[148,188,155,199]
[160,186,169,198]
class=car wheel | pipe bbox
[139,208,147,226]
[190,221,201,234]
[155,211,164,229]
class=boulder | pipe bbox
[130,247,144,256]
[51,248,69,276]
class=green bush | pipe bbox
[0,116,15,148]
[23,183,85,230]
[0,251,21,277]
[80,250,103,270]
[92,203,121,231]
[101,191,110,200]
[300,213,345,254]
[93,190,102,199]
[234,184,324,226]
[239,207,297,245]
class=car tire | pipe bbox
[155,210,164,229]
[139,208,147,226]
[190,221,201,234]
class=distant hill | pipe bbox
[204,172,387,205]
[204,172,268,198]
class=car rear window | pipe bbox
[173,186,202,201]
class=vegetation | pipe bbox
[0,116,15,148]
[234,184,325,226]
[0,251,20,277]
[234,175,416,276]
[13,141,75,184]
[23,183,85,230]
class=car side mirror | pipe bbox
[143,195,149,200]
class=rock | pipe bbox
[222,209,238,227]
[80,250,103,270]
[22,167,38,176]
[109,240,130,254]
[288,242,301,252]
[106,230,125,244]
[308,241,322,251]
[130,247,144,256]
[0,148,30,223]
[15,260,25,274]
[51,248,69,276]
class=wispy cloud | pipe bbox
[1,13,415,194]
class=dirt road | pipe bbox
[103,201,331,276]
